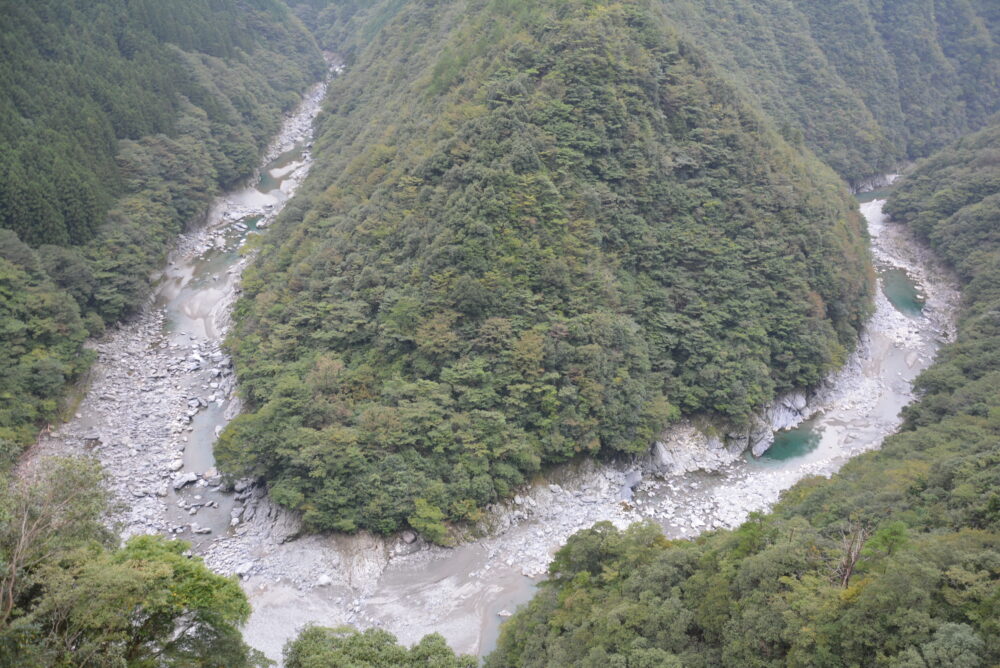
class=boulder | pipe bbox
[647,421,740,475]
[172,472,198,490]
[619,469,643,501]
[788,390,808,412]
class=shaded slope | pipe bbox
[661,0,1000,184]
[0,0,322,251]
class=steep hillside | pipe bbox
[486,121,1000,668]
[0,0,322,458]
[791,0,1000,172]
[0,0,321,249]
[668,0,1000,183]
[886,118,1000,429]
[296,0,1000,186]
[660,0,899,183]
[218,0,871,539]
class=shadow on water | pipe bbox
[856,188,891,203]
[479,578,540,657]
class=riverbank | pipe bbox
[22,72,333,543]
[211,194,958,660]
[22,87,958,662]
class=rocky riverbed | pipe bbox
[24,69,334,544]
[25,82,959,665]
[213,194,959,661]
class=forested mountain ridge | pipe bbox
[0,0,994,665]
[0,4,326,663]
[0,0,322,251]
[663,0,1000,184]
[486,119,1000,668]
[218,0,872,539]
[0,0,322,460]
[297,0,1000,186]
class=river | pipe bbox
[28,72,333,544]
[28,86,959,663]
[204,194,955,661]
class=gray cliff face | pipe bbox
[850,172,900,194]
[646,422,739,475]
[748,390,811,456]
[647,389,812,475]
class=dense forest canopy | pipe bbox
[2,0,999,663]
[0,0,322,461]
[0,0,321,249]
[0,4,326,663]
[662,0,1000,183]
[218,0,872,540]
[486,116,1000,668]
[297,0,1000,186]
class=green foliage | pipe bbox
[659,0,1000,184]
[408,498,451,546]
[0,458,266,666]
[487,122,1000,667]
[488,522,1000,667]
[0,0,323,248]
[220,0,872,539]
[0,0,323,461]
[284,625,476,668]
[298,0,1000,185]
[0,231,91,456]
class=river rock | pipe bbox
[619,469,643,501]
[747,416,774,457]
[749,390,812,456]
[647,421,739,475]
[173,472,198,490]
